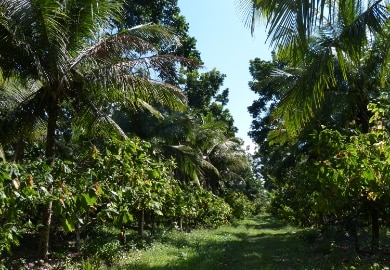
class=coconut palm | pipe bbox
[0,0,193,258]
[167,113,250,194]
[242,0,390,246]
[237,0,390,137]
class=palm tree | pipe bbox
[169,113,249,194]
[236,0,390,136]
[240,0,390,248]
[0,0,192,258]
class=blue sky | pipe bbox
[177,0,271,152]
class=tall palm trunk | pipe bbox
[39,94,58,259]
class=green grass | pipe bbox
[105,215,389,270]
[9,214,390,269]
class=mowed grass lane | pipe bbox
[113,214,375,270]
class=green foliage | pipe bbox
[89,138,178,223]
[170,184,232,228]
[266,96,390,247]
[90,240,123,267]
[245,0,390,139]
[224,191,255,219]
[197,193,232,228]
[0,161,42,257]
[180,68,237,136]
[117,0,201,62]
[0,0,258,261]
[0,133,251,261]
[309,99,390,217]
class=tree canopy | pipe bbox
[0,1,259,263]
[246,0,390,251]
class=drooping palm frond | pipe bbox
[64,0,123,51]
[162,144,201,186]
[237,0,388,60]
[264,1,389,138]
[63,24,194,133]
[235,0,267,35]
[209,139,248,167]
[0,78,46,146]
[189,113,228,153]
[0,0,71,81]
[69,24,182,70]
[272,49,335,137]
[236,0,320,46]
[0,1,194,148]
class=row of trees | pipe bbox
[0,0,261,261]
[244,0,390,251]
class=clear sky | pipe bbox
[177,0,271,152]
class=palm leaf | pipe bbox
[163,144,201,186]
[269,1,389,138]
[0,77,46,145]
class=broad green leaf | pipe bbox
[121,212,133,223]
[82,194,97,206]
[62,218,75,232]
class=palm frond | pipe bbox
[81,71,187,112]
[335,1,388,66]
[269,1,389,138]
[235,0,266,35]
[200,158,220,178]
[272,48,335,137]
[163,144,201,186]
[209,139,249,172]
[65,0,123,50]
[238,0,388,58]
[0,0,71,81]
[70,24,185,70]
[0,78,46,145]
[67,25,192,114]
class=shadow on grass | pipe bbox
[109,214,390,270]
[230,215,289,232]
[120,215,350,270]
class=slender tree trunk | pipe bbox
[138,209,144,237]
[179,216,183,231]
[0,143,5,162]
[39,199,53,258]
[349,221,360,252]
[370,205,380,252]
[151,213,156,237]
[39,95,58,259]
[13,138,25,163]
[76,222,81,250]
[119,226,126,245]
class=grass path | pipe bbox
[112,214,371,270]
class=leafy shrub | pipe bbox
[0,162,42,257]
[224,191,255,219]
[202,197,232,227]
[195,190,232,227]
[94,240,123,266]
[80,234,123,267]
